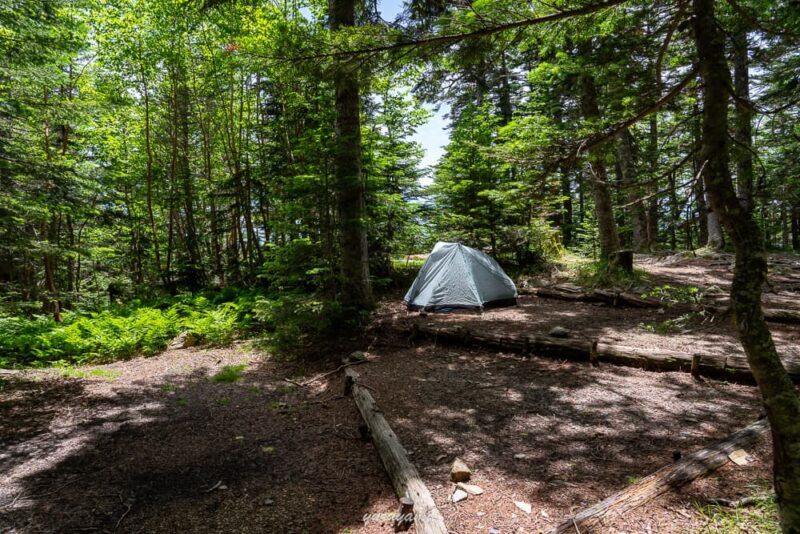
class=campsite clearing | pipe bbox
[1,253,793,533]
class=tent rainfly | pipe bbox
[404,242,518,311]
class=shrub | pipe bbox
[0,293,256,368]
[643,284,704,305]
[575,260,648,290]
[253,293,359,357]
[211,364,248,383]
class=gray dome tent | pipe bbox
[404,242,518,311]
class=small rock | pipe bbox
[514,501,532,514]
[264,498,274,506]
[457,482,484,495]
[513,453,527,460]
[168,331,196,350]
[548,326,570,338]
[451,489,469,503]
[728,448,749,465]
[489,529,500,534]
[450,457,471,482]
[219,484,228,490]
[343,351,367,364]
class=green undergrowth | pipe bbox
[644,284,705,306]
[693,485,778,533]
[211,364,248,383]
[0,285,371,368]
[640,311,707,335]
[0,290,257,368]
[574,260,649,290]
[59,366,121,381]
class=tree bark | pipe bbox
[330,0,373,309]
[345,368,448,534]
[668,171,679,250]
[693,0,800,529]
[42,217,61,323]
[174,65,204,289]
[140,65,164,287]
[578,44,620,261]
[559,168,574,246]
[706,195,725,250]
[616,128,647,251]
[732,26,754,213]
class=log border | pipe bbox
[344,368,448,534]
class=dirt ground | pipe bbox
[1,253,795,534]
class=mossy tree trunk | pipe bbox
[578,42,620,261]
[693,0,800,530]
[330,0,373,310]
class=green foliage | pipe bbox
[253,294,358,357]
[258,239,329,293]
[211,364,248,383]
[0,292,255,368]
[574,261,648,290]
[638,312,706,335]
[643,284,704,306]
[59,366,121,381]
[694,486,779,534]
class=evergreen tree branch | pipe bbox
[264,0,629,62]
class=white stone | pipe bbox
[514,501,532,514]
[451,489,469,503]
[457,482,484,495]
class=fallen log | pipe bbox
[523,285,661,309]
[705,304,800,325]
[761,308,800,325]
[545,418,770,534]
[407,323,800,382]
[344,368,447,534]
[527,285,800,322]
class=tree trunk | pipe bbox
[578,45,620,261]
[792,204,799,251]
[732,26,754,213]
[706,192,725,250]
[140,67,164,287]
[695,172,709,247]
[668,171,679,250]
[782,203,790,251]
[616,128,647,251]
[693,0,800,529]
[330,0,372,309]
[42,217,61,322]
[560,168,574,246]
[175,65,204,289]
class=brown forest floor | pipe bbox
[1,253,797,533]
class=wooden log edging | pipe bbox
[526,284,800,325]
[705,304,800,325]
[545,418,770,534]
[344,368,448,534]
[521,285,662,308]
[406,323,800,382]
